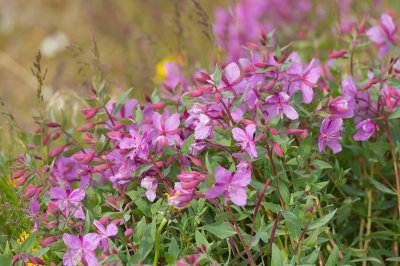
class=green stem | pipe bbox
[153,218,168,266]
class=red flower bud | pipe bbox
[143,93,152,103]
[151,102,165,110]
[273,143,283,157]
[113,123,125,130]
[328,50,348,59]
[13,169,28,179]
[85,108,98,120]
[82,153,95,164]
[45,121,60,127]
[264,80,276,91]
[39,236,57,247]
[94,164,110,172]
[16,175,29,186]
[254,62,269,68]
[124,228,133,238]
[162,83,173,93]
[246,42,262,51]
[188,90,203,97]
[50,145,65,157]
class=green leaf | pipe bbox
[281,210,302,241]
[350,257,382,264]
[390,107,400,120]
[368,177,397,195]
[271,243,285,266]
[231,84,249,111]
[195,230,209,248]
[97,81,105,99]
[308,209,337,230]
[220,91,234,99]
[387,257,400,262]
[168,237,180,259]
[133,164,153,177]
[298,133,312,160]
[21,231,37,252]
[181,134,194,155]
[325,245,339,266]
[0,256,12,266]
[135,106,143,124]
[113,88,133,115]
[214,65,222,88]
[387,78,400,88]
[312,160,332,169]
[202,222,237,239]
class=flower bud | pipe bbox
[49,145,65,157]
[124,228,133,238]
[13,169,28,179]
[39,236,57,247]
[328,50,348,59]
[45,121,60,127]
[188,90,203,97]
[16,175,29,186]
[46,221,57,229]
[151,102,166,110]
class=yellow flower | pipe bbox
[14,231,44,266]
[154,55,185,83]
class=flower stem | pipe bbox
[153,218,168,266]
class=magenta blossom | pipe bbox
[141,177,158,202]
[264,92,299,121]
[49,187,85,219]
[29,197,40,231]
[153,112,182,145]
[366,13,397,58]
[63,233,100,266]
[330,96,354,118]
[287,59,321,104]
[93,220,118,251]
[232,124,257,159]
[119,129,149,160]
[206,166,251,206]
[353,119,377,141]
[318,117,343,154]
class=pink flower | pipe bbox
[141,177,158,202]
[330,96,354,118]
[366,13,397,58]
[287,59,321,104]
[119,129,149,160]
[318,117,343,154]
[63,233,101,266]
[353,119,376,141]
[49,187,85,219]
[232,124,257,159]
[206,166,251,206]
[93,220,118,251]
[264,92,299,121]
[153,112,182,145]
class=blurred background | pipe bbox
[0,0,398,131]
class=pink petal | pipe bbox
[225,62,240,83]
[63,234,82,250]
[49,187,67,200]
[326,118,342,135]
[381,13,395,34]
[232,128,247,142]
[83,233,101,250]
[318,137,325,152]
[93,220,107,236]
[214,166,231,184]
[366,26,384,43]
[282,104,299,120]
[69,189,85,202]
[63,250,78,266]
[231,170,251,187]
[165,113,180,131]
[83,250,98,266]
[229,187,247,206]
[327,139,342,154]
[245,124,256,138]
[205,185,225,199]
[106,223,118,237]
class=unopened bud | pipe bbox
[124,228,133,238]
[40,236,57,247]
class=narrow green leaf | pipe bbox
[113,88,133,115]
[202,222,237,239]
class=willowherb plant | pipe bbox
[2,5,400,266]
